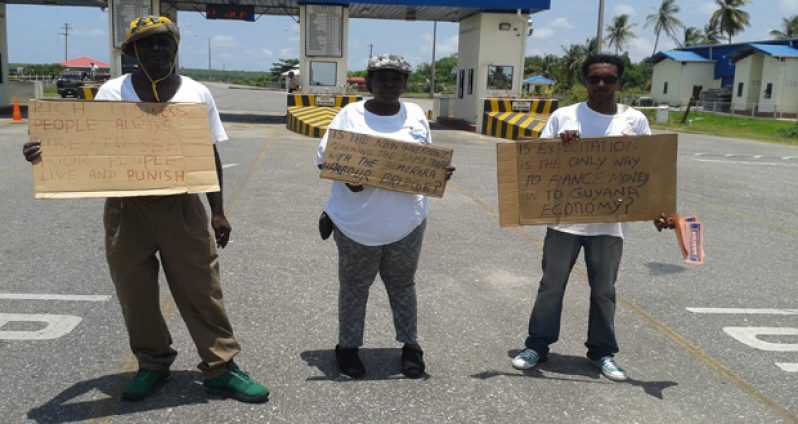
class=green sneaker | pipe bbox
[121,369,170,401]
[204,362,269,403]
[593,356,628,381]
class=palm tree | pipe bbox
[710,0,751,44]
[701,23,725,44]
[682,26,703,47]
[606,14,637,55]
[645,0,684,56]
[770,15,798,39]
[561,42,589,87]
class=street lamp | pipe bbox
[596,0,605,53]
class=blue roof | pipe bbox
[656,38,798,87]
[651,51,713,63]
[523,76,554,85]
[735,44,798,60]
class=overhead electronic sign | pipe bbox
[206,4,256,22]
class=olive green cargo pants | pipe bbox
[104,194,240,379]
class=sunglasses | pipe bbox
[586,76,619,85]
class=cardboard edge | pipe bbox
[497,142,520,227]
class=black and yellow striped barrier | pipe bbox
[480,98,559,140]
[287,106,341,138]
[78,85,100,100]
[286,95,362,138]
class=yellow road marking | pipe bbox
[447,179,797,423]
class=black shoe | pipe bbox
[401,344,426,379]
[335,345,365,378]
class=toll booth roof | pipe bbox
[11,0,551,22]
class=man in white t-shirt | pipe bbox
[315,54,453,380]
[23,16,268,403]
[511,54,665,381]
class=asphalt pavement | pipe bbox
[0,88,796,423]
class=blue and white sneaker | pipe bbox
[593,356,628,381]
[511,348,541,370]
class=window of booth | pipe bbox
[764,83,772,99]
[458,69,465,99]
[737,82,744,97]
[487,66,513,90]
[468,69,474,95]
[663,81,668,94]
[309,61,337,87]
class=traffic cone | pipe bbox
[12,98,23,123]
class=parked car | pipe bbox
[56,71,88,98]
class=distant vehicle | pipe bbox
[56,71,88,98]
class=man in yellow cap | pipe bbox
[22,16,268,403]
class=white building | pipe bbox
[732,44,798,116]
[650,51,720,107]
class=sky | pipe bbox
[6,0,798,73]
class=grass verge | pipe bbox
[642,109,798,146]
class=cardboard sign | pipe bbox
[320,129,453,198]
[497,134,677,226]
[28,100,220,199]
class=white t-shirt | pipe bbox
[315,100,431,246]
[540,102,652,239]
[94,74,228,143]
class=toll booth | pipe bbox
[0,1,553,136]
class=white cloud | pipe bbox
[780,0,798,15]
[438,34,458,57]
[212,35,236,48]
[627,37,654,61]
[613,4,636,17]
[532,27,555,39]
[279,47,297,58]
[548,17,573,29]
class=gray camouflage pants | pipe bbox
[333,220,426,348]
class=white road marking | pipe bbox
[723,327,798,352]
[0,313,82,340]
[775,363,798,372]
[0,293,111,302]
[687,307,798,315]
[222,163,239,169]
[693,158,795,167]
[783,156,796,160]
[753,155,763,158]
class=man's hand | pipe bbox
[23,141,42,163]
[210,213,232,248]
[444,165,456,181]
[654,213,675,232]
[345,183,364,192]
[558,130,580,144]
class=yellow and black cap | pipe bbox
[120,16,180,56]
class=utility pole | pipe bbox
[59,23,72,62]
[430,21,437,96]
[596,0,605,53]
[208,37,212,80]
[369,43,373,58]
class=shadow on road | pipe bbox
[469,351,678,400]
[28,370,210,423]
[645,262,687,275]
[301,348,430,381]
